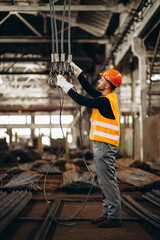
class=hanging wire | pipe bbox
[55,87,95,222]
[43,87,76,226]
[49,0,55,55]
[43,86,95,224]
[61,0,67,54]
[68,0,71,55]
[45,0,95,225]
[50,0,59,53]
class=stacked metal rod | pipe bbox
[143,189,160,208]
[61,172,98,192]
[0,171,42,191]
[0,190,33,234]
[122,194,160,230]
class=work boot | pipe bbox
[91,217,107,224]
[97,219,122,228]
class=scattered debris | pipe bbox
[65,163,80,172]
[116,167,160,189]
[29,160,49,170]
[37,163,62,175]
[0,171,42,191]
[7,166,27,174]
[60,171,98,193]
[0,139,8,151]
[116,158,137,169]
[72,158,88,166]
[5,147,41,163]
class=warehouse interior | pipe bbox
[0,0,160,239]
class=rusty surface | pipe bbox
[0,155,160,239]
[116,167,160,188]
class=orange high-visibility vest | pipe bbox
[89,92,120,146]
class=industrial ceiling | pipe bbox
[0,0,159,114]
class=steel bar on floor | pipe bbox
[34,193,63,240]
[0,191,33,234]
[121,195,160,230]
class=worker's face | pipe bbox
[97,77,108,91]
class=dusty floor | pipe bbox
[0,171,160,240]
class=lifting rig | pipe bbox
[43,0,95,227]
[48,0,73,89]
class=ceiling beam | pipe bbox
[0,106,76,112]
[0,71,49,75]
[0,123,71,128]
[0,4,124,13]
[0,57,93,62]
[114,0,160,66]
[0,37,107,44]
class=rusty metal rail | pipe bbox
[0,190,33,234]
[143,191,160,208]
[122,194,160,229]
[34,193,63,240]
[152,189,160,198]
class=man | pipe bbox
[56,62,122,228]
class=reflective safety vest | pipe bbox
[89,92,120,146]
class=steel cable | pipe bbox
[50,0,59,54]
[61,0,67,54]
[44,0,95,225]
[68,0,71,55]
[49,0,55,54]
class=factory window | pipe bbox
[67,134,72,143]
[35,128,50,137]
[0,128,9,143]
[151,74,160,81]
[9,115,28,124]
[35,115,50,124]
[129,115,133,124]
[120,116,124,124]
[12,128,31,137]
[51,115,73,124]
[0,128,8,138]
[42,136,50,146]
[51,128,71,140]
[26,115,31,124]
[0,116,9,124]
[0,115,30,124]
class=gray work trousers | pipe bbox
[92,140,121,219]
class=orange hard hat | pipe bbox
[99,69,122,88]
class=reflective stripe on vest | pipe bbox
[89,92,120,146]
[91,120,120,131]
[90,130,120,141]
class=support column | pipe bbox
[130,58,136,159]
[131,37,147,161]
[72,121,79,148]
[31,114,35,147]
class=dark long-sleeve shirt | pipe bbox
[68,73,115,119]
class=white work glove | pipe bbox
[56,75,73,93]
[70,61,82,78]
